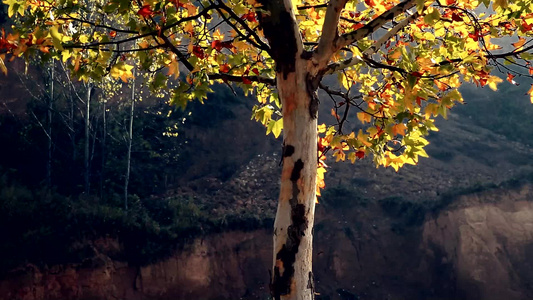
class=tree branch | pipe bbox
[336,0,417,49]
[215,1,271,53]
[325,10,419,74]
[208,73,276,85]
[59,16,139,34]
[314,0,348,66]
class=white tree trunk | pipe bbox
[271,58,318,300]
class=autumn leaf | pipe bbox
[364,0,376,7]
[357,112,372,124]
[110,62,134,82]
[392,123,407,136]
[507,73,519,86]
[512,37,526,49]
[219,63,230,73]
[192,46,205,59]
[137,5,153,18]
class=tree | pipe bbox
[2,0,533,298]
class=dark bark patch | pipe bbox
[256,1,298,79]
[306,73,321,119]
[290,159,304,181]
[271,158,310,299]
[283,145,295,157]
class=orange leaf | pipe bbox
[434,79,448,91]
[219,63,230,73]
[529,67,533,76]
[512,37,526,48]
[331,108,340,121]
[507,73,519,86]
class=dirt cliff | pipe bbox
[1,184,532,300]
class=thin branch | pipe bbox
[314,0,348,65]
[65,4,218,50]
[208,73,276,85]
[336,0,417,49]
[325,10,419,74]
[58,16,138,34]
[297,4,328,10]
[216,1,271,52]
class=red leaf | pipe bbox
[137,5,153,18]
[192,46,205,59]
[242,77,252,84]
[251,68,259,75]
[352,23,364,30]
[219,64,230,73]
[522,20,533,32]
[451,13,462,22]
[109,31,117,38]
[211,40,222,51]
[241,11,256,22]
[364,0,376,7]
[356,151,365,159]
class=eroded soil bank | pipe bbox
[1,185,532,300]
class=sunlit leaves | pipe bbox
[110,62,134,82]
[2,0,533,184]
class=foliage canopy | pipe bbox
[1,0,533,189]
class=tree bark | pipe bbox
[46,62,54,189]
[124,74,135,211]
[100,98,106,199]
[257,1,319,299]
[84,82,92,194]
[272,59,318,300]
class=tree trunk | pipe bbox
[100,98,106,199]
[46,62,54,189]
[256,0,320,298]
[271,56,318,300]
[124,74,135,211]
[84,82,92,194]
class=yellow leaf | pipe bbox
[357,112,372,124]
[317,123,326,133]
[49,26,64,51]
[110,62,134,82]
[527,84,533,104]
[357,130,372,147]
[487,75,503,91]
[0,55,7,76]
